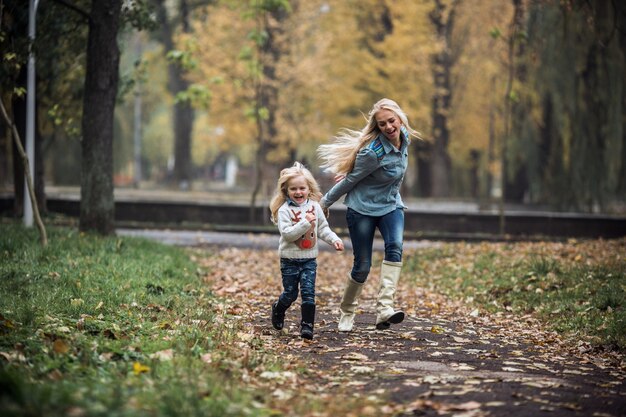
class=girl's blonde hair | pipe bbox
[269,161,323,224]
[317,98,420,175]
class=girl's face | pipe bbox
[286,175,310,205]
[375,109,402,143]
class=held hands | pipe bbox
[333,240,344,252]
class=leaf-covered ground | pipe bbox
[199,240,626,417]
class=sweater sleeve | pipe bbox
[314,202,341,245]
[321,148,380,209]
[277,206,312,242]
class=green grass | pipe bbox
[404,242,626,350]
[0,223,281,417]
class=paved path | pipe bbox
[117,228,438,251]
[203,248,626,417]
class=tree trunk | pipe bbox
[506,0,528,203]
[487,76,497,199]
[34,110,46,215]
[250,5,288,223]
[619,4,626,197]
[413,140,432,197]
[429,0,456,198]
[155,0,195,188]
[11,79,25,217]
[0,108,9,188]
[469,149,480,199]
[79,0,122,235]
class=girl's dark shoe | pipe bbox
[272,301,287,330]
[300,303,316,340]
[300,322,314,340]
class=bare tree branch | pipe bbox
[0,94,48,247]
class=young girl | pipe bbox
[269,162,344,340]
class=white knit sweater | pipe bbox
[276,199,341,259]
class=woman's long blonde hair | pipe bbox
[269,161,323,224]
[317,98,420,175]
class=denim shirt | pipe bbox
[321,128,410,217]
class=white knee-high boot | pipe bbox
[338,275,364,332]
[375,260,405,330]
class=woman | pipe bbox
[317,98,420,331]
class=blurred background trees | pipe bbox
[1,0,625,221]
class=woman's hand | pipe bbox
[334,174,346,183]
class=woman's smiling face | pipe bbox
[286,175,310,204]
[375,109,402,143]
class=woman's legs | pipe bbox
[347,207,405,280]
[346,208,377,283]
[378,208,404,262]
[340,208,406,330]
[375,208,405,329]
[338,209,376,331]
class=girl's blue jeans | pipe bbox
[346,207,404,283]
[278,258,317,307]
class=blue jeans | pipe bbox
[278,258,317,307]
[346,207,404,283]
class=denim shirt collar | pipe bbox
[377,125,411,153]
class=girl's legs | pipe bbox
[299,259,317,339]
[299,259,317,306]
[272,258,301,330]
[272,258,318,338]
[278,258,301,306]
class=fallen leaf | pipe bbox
[53,339,70,354]
[132,362,150,375]
[502,367,524,373]
[272,388,293,400]
[70,298,84,307]
[150,349,174,361]
[340,352,369,361]
[259,371,296,382]
[431,325,445,334]
[444,401,482,411]
[350,365,375,374]
[452,336,472,343]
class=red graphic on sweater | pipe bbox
[290,207,316,250]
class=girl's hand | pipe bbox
[334,241,344,251]
[305,212,316,224]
